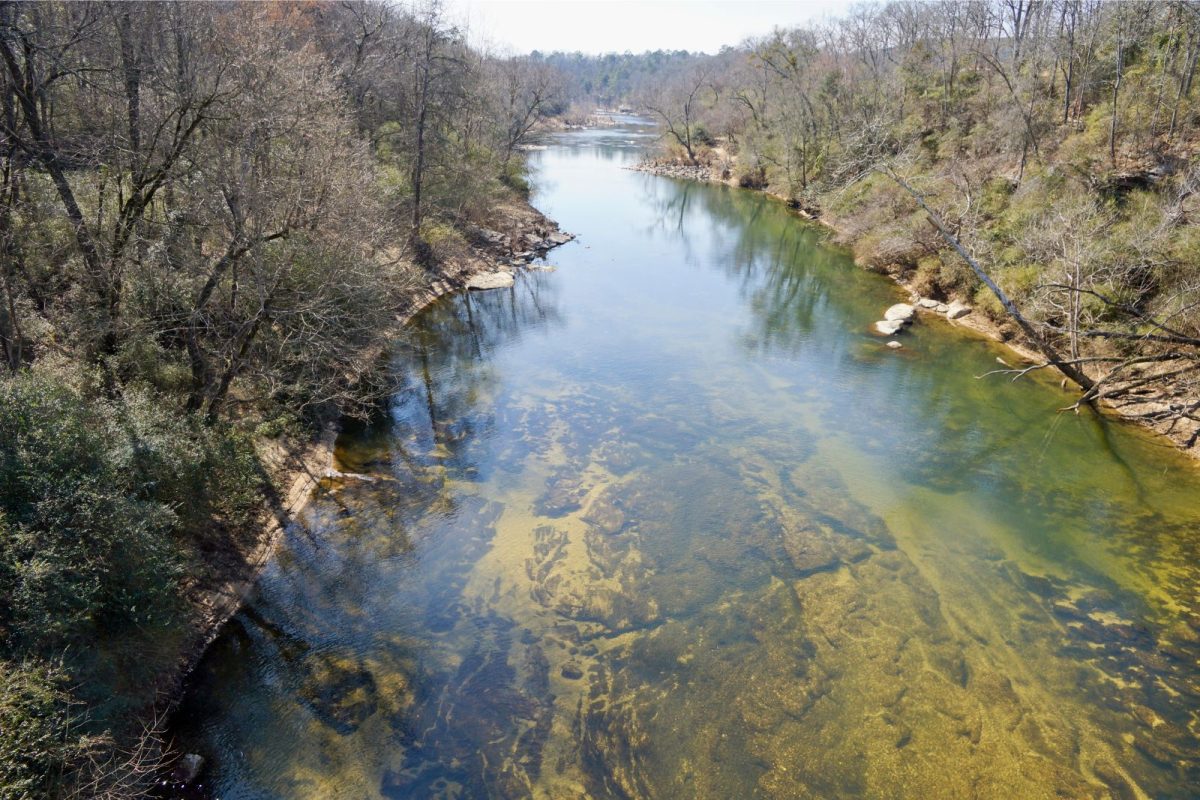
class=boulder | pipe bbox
[887,340,903,349]
[466,272,515,291]
[884,303,916,322]
[917,298,940,309]
[874,320,904,335]
[935,303,950,313]
[946,300,972,319]
[547,231,574,246]
[478,228,505,244]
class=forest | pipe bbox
[0,2,562,797]
[550,0,1200,443]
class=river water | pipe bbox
[175,122,1200,799]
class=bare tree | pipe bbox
[642,62,716,164]
[165,7,393,419]
[0,2,226,356]
[487,54,564,169]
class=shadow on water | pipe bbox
[173,124,1200,800]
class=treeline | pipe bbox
[0,2,560,797]
[632,0,1200,441]
[530,49,700,109]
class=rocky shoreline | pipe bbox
[630,157,1200,461]
[395,214,574,321]
[160,202,575,790]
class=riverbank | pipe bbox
[630,157,1200,460]
[161,198,573,789]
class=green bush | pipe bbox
[0,365,261,699]
[978,177,1015,218]
[692,124,716,147]
[0,372,179,653]
[0,659,101,800]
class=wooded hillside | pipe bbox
[583,1,1200,447]
[0,2,561,797]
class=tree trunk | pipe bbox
[410,24,434,241]
[1109,24,1124,166]
[1169,26,1199,140]
[884,169,1096,393]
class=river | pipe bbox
[174,120,1200,799]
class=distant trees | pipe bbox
[488,55,566,170]
[641,63,717,164]
[531,48,701,108]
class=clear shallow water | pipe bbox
[175,125,1200,799]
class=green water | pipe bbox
[175,123,1200,799]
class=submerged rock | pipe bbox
[381,612,554,798]
[593,440,644,475]
[887,340,903,349]
[297,653,380,734]
[467,272,515,290]
[534,472,588,517]
[582,492,626,535]
[781,522,842,576]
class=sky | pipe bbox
[440,0,859,55]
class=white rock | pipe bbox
[917,298,940,309]
[946,300,972,319]
[886,340,903,349]
[874,320,904,335]
[935,303,950,313]
[884,303,916,322]
[466,272,515,290]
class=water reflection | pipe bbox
[175,124,1200,799]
